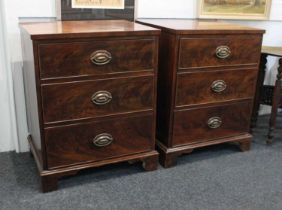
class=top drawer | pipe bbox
[178,35,262,70]
[38,38,156,79]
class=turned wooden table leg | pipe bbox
[267,58,282,144]
[251,53,267,130]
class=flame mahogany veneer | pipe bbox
[20,20,160,192]
[137,19,264,168]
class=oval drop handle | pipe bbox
[91,91,112,105]
[211,80,227,93]
[93,133,113,147]
[216,46,231,59]
[90,50,112,65]
[207,117,222,129]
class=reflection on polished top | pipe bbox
[20,20,160,40]
[137,19,265,34]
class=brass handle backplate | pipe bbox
[93,133,113,147]
[211,80,227,93]
[207,117,222,129]
[216,46,231,59]
[91,91,112,105]
[90,50,112,65]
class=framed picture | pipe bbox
[72,0,125,9]
[199,0,272,20]
[56,0,135,21]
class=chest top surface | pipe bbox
[20,20,160,40]
[137,19,265,35]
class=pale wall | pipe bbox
[0,1,14,152]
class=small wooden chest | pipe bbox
[137,19,264,167]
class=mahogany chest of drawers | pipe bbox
[137,19,264,168]
[20,20,160,192]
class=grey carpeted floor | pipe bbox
[1,115,282,210]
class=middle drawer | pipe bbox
[41,76,154,123]
[176,68,257,107]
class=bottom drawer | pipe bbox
[172,101,252,147]
[45,114,154,169]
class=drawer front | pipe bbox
[38,39,156,79]
[42,76,154,123]
[45,114,154,169]
[172,101,252,146]
[178,35,262,70]
[176,69,257,107]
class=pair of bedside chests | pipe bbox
[20,19,264,192]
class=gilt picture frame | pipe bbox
[199,0,272,20]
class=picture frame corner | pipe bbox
[197,0,273,21]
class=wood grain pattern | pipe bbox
[156,32,178,146]
[29,135,158,193]
[41,76,154,123]
[38,38,155,79]
[137,19,263,167]
[137,19,265,35]
[20,20,160,192]
[20,20,160,40]
[20,27,47,168]
[178,35,262,70]
[176,68,257,107]
[173,101,252,146]
[45,114,154,169]
[157,134,252,168]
